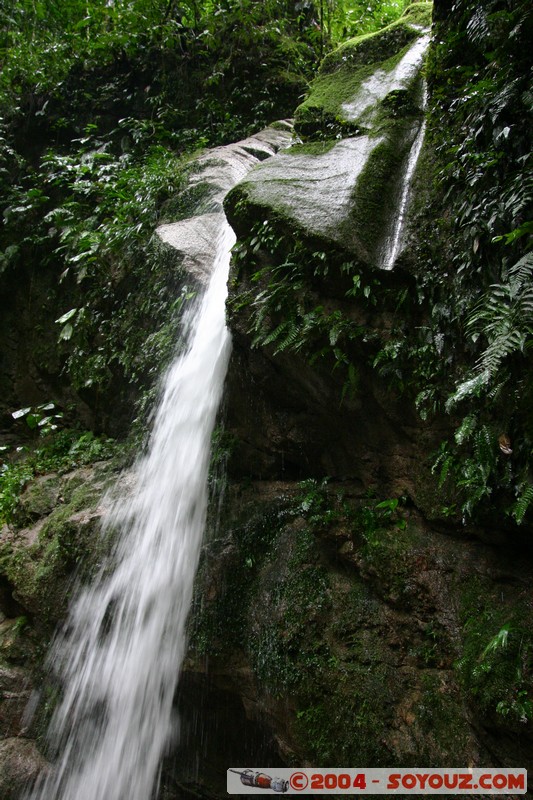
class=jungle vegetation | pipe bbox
[0,0,412,520]
[1,0,532,530]
[0,0,412,388]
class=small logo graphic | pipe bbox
[229,769,289,793]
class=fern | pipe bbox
[454,413,477,445]
[466,7,490,47]
[446,370,490,410]
[482,624,511,659]
[473,425,495,471]
[508,251,533,285]
[448,252,533,408]
[511,483,533,525]
[275,321,303,354]
[259,320,292,348]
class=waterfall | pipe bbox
[381,90,428,270]
[26,221,235,800]
[341,34,430,127]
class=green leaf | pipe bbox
[482,625,511,658]
[59,322,74,341]
[11,407,31,420]
[55,308,78,325]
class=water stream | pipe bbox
[341,34,430,126]
[381,89,428,270]
[26,222,235,800]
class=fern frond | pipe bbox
[473,424,495,468]
[487,379,506,401]
[446,370,491,410]
[512,483,533,525]
[274,321,302,354]
[466,7,490,46]
[477,329,526,375]
[261,320,291,347]
[455,413,478,445]
[490,77,522,122]
[508,251,533,285]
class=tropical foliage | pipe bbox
[374,0,533,526]
[0,0,411,416]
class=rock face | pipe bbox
[2,2,533,799]
[187,482,533,785]
[180,1,533,795]
[155,124,293,283]
[0,738,49,800]
[0,460,120,799]
[224,4,431,268]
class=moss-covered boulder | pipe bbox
[224,5,431,268]
[186,479,533,778]
[295,4,431,137]
[0,462,117,631]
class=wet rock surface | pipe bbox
[155,124,293,284]
[0,665,32,738]
[224,7,431,266]
[0,738,49,800]
[0,460,121,797]
[186,481,533,778]
[226,136,386,261]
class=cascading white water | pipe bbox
[382,89,428,270]
[26,221,235,800]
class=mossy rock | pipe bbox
[294,5,431,140]
[0,464,116,629]
[5,511,101,628]
[190,482,483,767]
[225,6,430,269]
[321,4,432,76]
[16,475,61,524]
[225,117,423,267]
[456,575,533,729]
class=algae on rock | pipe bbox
[224,4,431,269]
[295,6,431,137]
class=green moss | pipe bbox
[295,685,391,766]
[294,6,430,141]
[294,62,376,137]
[248,524,397,766]
[415,672,473,764]
[190,485,421,766]
[346,122,419,262]
[297,578,401,765]
[188,497,292,656]
[456,576,533,724]
[17,476,61,521]
[1,430,121,528]
[1,464,115,629]
[320,12,426,76]
[0,615,38,663]
[250,526,331,693]
[401,1,433,28]
[352,509,427,610]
